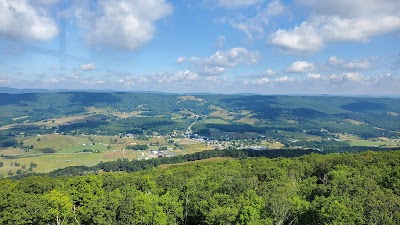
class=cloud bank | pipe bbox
[0,0,58,41]
[270,0,400,53]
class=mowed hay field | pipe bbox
[349,139,400,147]
[0,134,212,176]
[338,134,400,147]
[0,134,139,176]
[23,134,93,152]
[0,150,143,176]
[0,114,107,130]
[173,139,214,155]
[21,134,137,153]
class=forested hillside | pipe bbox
[1,150,400,224]
[0,92,399,139]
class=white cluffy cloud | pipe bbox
[254,77,270,85]
[286,61,315,73]
[275,76,294,82]
[343,60,373,70]
[176,56,186,64]
[168,70,198,82]
[80,63,96,71]
[190,47,260,76]
[118,70,198,86]
[223,0,285,39]
[264,69,277,76]
[76,0,172,50]
[271,0,400,53]
[306,73,321,79]
[330,72,365,82]
[328,56,345,66]
[328,56,377,70]
[0,0,58,41]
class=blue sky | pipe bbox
[0,0,399,95]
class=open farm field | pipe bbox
[0,152,113,175]
[209,106,233,120]
[172,139,214,155]
[260,141,286,149]
[344,118,365,125]
[0,114,110,130]
[235,117,259,125]
[277,131,322,140]
[336,134,400,147]
[349,139,400,147]
[0,134,211,176]
[86,106,144,118]
[201,118,229,124]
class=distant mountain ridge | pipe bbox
[0,87,399,98]
[0,87,125,94]
[0,87,53,94]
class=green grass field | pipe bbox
[260,141,285,149]
[337,134,400,147]
[235,117,259,125]
[201,118,229,124]
[0,134,212,176]
[166,138,213,155]
[0,149,148,175]
[349,140,400,147]
[278,131,322,140]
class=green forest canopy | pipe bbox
[1,150,400,224]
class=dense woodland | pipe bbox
[19,147,394,178]
[1,150,400,224]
